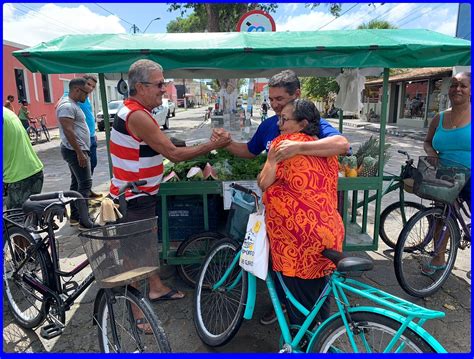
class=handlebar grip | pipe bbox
[118,180,147,195]
[398,150,408,155]
[230,182,253,195]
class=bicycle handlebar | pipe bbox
[117,180,147,196]
[27,190,94,228]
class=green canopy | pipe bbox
[13,29,470,78]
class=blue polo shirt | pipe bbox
[247,115,341,155]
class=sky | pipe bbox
[3,3,462,47]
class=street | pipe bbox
[3,107,471,353]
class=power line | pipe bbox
[94,3,133,26]
[316,3,360,31]
[341,3,386,30]
[396,3,445,28]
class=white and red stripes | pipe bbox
[109,99,163,199]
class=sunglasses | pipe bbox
[140,81,166,89]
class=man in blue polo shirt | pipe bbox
[212,69,349,160]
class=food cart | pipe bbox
[13,29,470,269]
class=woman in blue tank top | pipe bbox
[422,72,471,274]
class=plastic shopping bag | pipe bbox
[239,208,269,280]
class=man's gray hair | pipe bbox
[268,69,300,96]
[128,59,163,96]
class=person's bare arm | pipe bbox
[274,135,349,162]
[211,128,256,158]
[257,147,277,191]
[423,114,439,158]
[128,111,230,162]
[59,117,88,167]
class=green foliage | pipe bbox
[301,77,339,102]
[167,13,207,33]
[357,19,397,29]
[354,136,391,168]
[164,149,267,181]
[305,3,342,16]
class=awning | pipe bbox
[12,29,470,78]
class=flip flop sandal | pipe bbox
[149,289,185,302]
[135,318,153,335]
[421,263,447,276]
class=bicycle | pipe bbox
[3,181,171,353]
[355,150,426,249]
[26,115,50,144]
[193,183,447,353]
[394,156,471,298]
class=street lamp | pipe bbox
[143,17,161,33]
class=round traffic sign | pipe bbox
[236,10,276,32]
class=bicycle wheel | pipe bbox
[42,125,51,142]
[176,231,224,288]
[380,201,425,249]
[96,286,171,353]
[193,238,247,347]
[27,127,39,144]
[3,226,51,328]
[309,312,436,353]
[394,207,459,298]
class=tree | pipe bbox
[167,13,207,33]
[357,19,397,29]
[167,3,343,33]
[301,77,339,105]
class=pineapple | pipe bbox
[358,156,378,177]
[345,155,358,177]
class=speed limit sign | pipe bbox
[236,10,276,32]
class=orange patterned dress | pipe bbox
[263,133,344,279]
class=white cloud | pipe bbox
[3,3,126,47]
[281,3,299,15]
[276,3,458,32]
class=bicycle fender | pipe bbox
[243,273,257,320]
[308,306,447,353]
[92,288,106,326]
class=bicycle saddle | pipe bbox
[22,199,66,227]
[323,249,374,273]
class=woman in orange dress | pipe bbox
[258,99,344,325]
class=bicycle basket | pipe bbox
[225,189,256,241]
[79,217,159,288]
[413,156,470,204]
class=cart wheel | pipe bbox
[176,232,224,288]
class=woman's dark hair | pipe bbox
[286,99,320,137]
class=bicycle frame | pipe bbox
[212,247,446,353]
[3,212,95,319]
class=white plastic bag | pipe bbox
[239,208,269,280]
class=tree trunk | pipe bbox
[205,4,220,32]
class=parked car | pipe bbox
[162,99,176,117]
[151,100,170,130]
[96,100,123,131]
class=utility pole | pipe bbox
[131,24,140,34]
[183,79,187,109]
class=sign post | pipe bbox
[236,9,276,137]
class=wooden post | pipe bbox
[99,73,113,178]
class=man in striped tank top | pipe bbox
[109,59,230,303]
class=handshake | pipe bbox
[209,128,232,148]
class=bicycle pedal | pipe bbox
[40,322,64,339]
[63,281,79,294]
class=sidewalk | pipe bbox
[325,118,428,141]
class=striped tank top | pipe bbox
[109,98,163,199]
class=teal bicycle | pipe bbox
[193,183,447,353]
